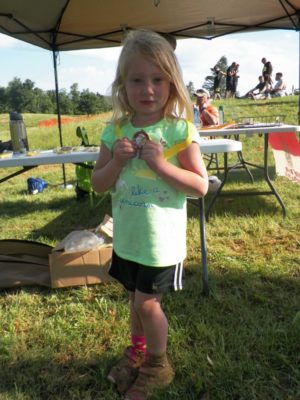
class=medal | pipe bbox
[132,130,149,158]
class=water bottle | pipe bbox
[9,112,29,153]
[218,106,224,125]
[193,105,200,127]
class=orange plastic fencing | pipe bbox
[38,115,99,128]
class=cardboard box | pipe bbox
[49,244,114,288]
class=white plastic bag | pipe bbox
[55,230,105,253]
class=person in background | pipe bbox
[267,72,286,97]
[193,88,222,192]
[211,65,226,99]
[91,29,208,400]
[261,57,273,85]
[194,88,219,126]
[225,61,237,98]
[231,63,240,97]
[241,75,269,99]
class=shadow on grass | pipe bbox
[0,194,112,241]
[0,354,119,400]
[199,165,286,218]
[203,193,283,219]
[207,165,277,183]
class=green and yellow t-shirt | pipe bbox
[101,118,199,267]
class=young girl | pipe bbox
[91,30,208,400]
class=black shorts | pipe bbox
[109,251,185,294]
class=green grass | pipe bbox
[0,97,300,399]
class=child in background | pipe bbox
[91,30,208,400]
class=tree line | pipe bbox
[0,78,112,115]
[1,57,230,117]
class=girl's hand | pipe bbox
[140,140,164,170]
[113,137,137,167]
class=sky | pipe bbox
[0,30,299,97]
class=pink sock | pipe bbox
[130,335,147,359]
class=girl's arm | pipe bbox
[91,138,136,193]
[141,141,208,197]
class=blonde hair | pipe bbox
[110,30,193,123]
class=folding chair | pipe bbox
[75,126,95,200]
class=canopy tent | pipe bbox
[0,0,299,49]
[1,0,299,182]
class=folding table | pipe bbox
[0,139,243,295]
[200,124,300,217]
[0,149,99,183]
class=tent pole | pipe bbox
[298,30,300,126]
[52,50,67,186]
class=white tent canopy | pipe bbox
[0,0,299,51]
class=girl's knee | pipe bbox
[133,294,161,316]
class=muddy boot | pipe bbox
[107,346,146,394]
[124,352,175,400]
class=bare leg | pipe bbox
[132,290,168,355]
[129,291,144,336]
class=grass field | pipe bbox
[0,97,299,399]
